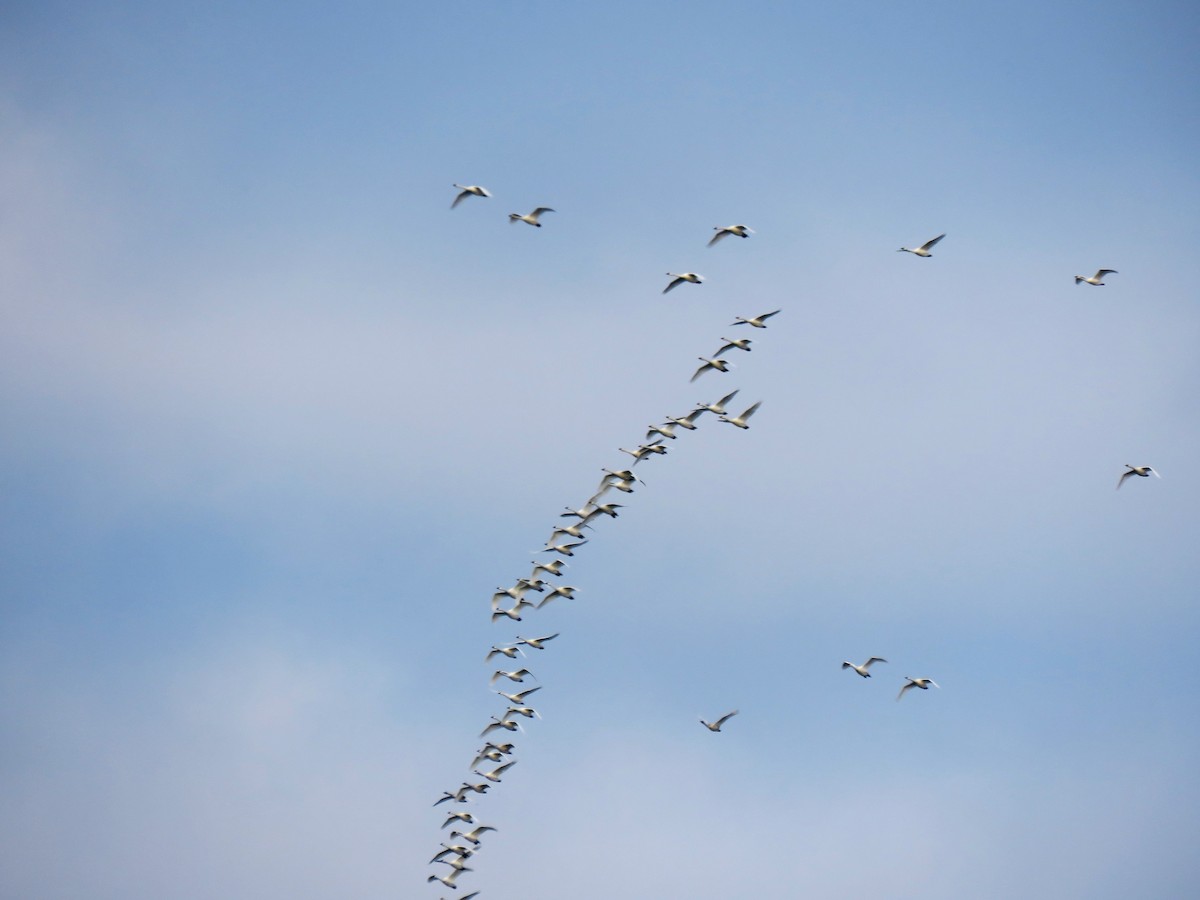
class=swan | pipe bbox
[708,224,754,246]
[718,401,761,429]
[898,233,945,256]
[1075,269,1117,286]
[451,184,490,209]
[450,825,498,846]
[730,309,781,328]
[531,559,567,578]
[663,272,703,294]
[485,644,525,662]
[662,409,706,432]
[694,389,740,417]
[427,869,469,889]
[690,356,732,382]
[700,710,739,732]
[715,336,752,356]
[841,657,887,678]
[491,668,538,685]
[1117,465,1160,489]
[509,207,555,226]
[474,759,517,782]
[493,685,542,704]
[897,677,939,701]
[535,584,578,608]
[440,810,476,829]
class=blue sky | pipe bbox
[2,2,1199,897]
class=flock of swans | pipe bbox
[428,183,1155,895]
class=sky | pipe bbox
[2,2,1199,897]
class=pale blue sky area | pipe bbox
[2,3,1198,898]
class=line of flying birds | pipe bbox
[429,183,1158,895]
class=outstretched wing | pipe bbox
[920,233,946,251]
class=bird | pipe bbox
[718,401,761,429]
[620,443,668,463]
[491,580,544,607]
[700,710,739,732]
[708,224,753,246]
[428,869,469,889]
[694,389,740,417]
[539,538,588,557]
[1075,269,1117,286]
[730,309,781,328]
[1117,465,1160,489]
[535,584,578,608]
[714,336,752,356]
[451,825,498,846]
[490,601,531,624]
[441,810,476,829]
[548,522,591,542]
[691,357,731,382]
[662,409,706,432]
[897,677,939,701]
[898,233,946,256]
[474,760,518,782]
[646,422,681,441]
[433,789,469,807]
[429,843,473,864]
[842,657,887,678]
[480,715,521,738]
[485,644,525,662]
[663,272,703,294]
[470,746,507,767]
[504,704,540,720]
[494,685,542,704]
[433,853,475,872]
[451,184,491,209]
[491,668,538,685]
[516,633,559,650]
[509,207,554,227]
[531,559,567,579]
[595,467,642,493]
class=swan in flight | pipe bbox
[842,657,887,678]
[433,854,474,872]
[450,825,498,846]
[662,409,706,432]
[480,715,521,738]
[474,760,518,782]
[485,644,525,661]
[451,184,490,209]
[539,538,588,557]
[427,869,470,889]
[714,336,752,356]
[516,633,559,650]
[494,685,542,704]
[431,843,475,864]
[531,559,567,578]
[690,356,732,382]
[490,600,532,623]
[548,522,591,542]
[440,810,476,829]
[1075,269,1117,285]
[663,272,703,294]
[620,443,668,463]
[562,502,622,521]
[897,677,939,701]
[700,710,739,732]
[694,389,740,417]
[1117,465,1160,489]
[898,233,946,256]
[730,309,781,328]
[535,584,578,608]
[719,401,761,429]
[509,207,555,227]
[708,224,754,246]
[491,668,538,685]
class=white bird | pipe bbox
[897,677,939,701]
[509,207,555,227]
[548,522,591,542]
[730,309,781,328]
[714,336,752,356]
[536,584,578,608]
[708,224,754,246]
[531,559,567,579]
[470,747,506,768]
[490,601,531,624]
[451,184,491,209]
[461,780,490,795]
[474,760,518,782]
[898,233,946,256]
[691,357,732,382]
[491,580,544,608]
[504,704,540,720]
[620,443,668,463]
[663,272,703,294]
[485,644,525,662]
[539,538,588,557]
[428,869,469,889]
[479,715,521,738]
[433,854,475,871]
[719,401,761,429]
[433,788,469,807]
[1117,465,1161,489]
[451,825,498,846]
[441,810,476,829]
[694,389,740,417]
[430,843,474,864]
[842,657,887,678]
[1075,268,1117,286]
[491,668,538,685]
[494,685,542,705]
[662,409,706,432]
[700,710,739,732]
[516,633,559,650]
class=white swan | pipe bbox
[897,677,939,701]
[690,356,732,382]
[719,401,761,429]
[509,207,555,226]
[1075,269,1117,285]
[700,710,739,732]
[1117,465,1160,489]
[730,309,781,328]
[841,657,887,678]
[898,233,945,256]
[708,224,753,246]
[663,272,703,294]
[451,184,491,209]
